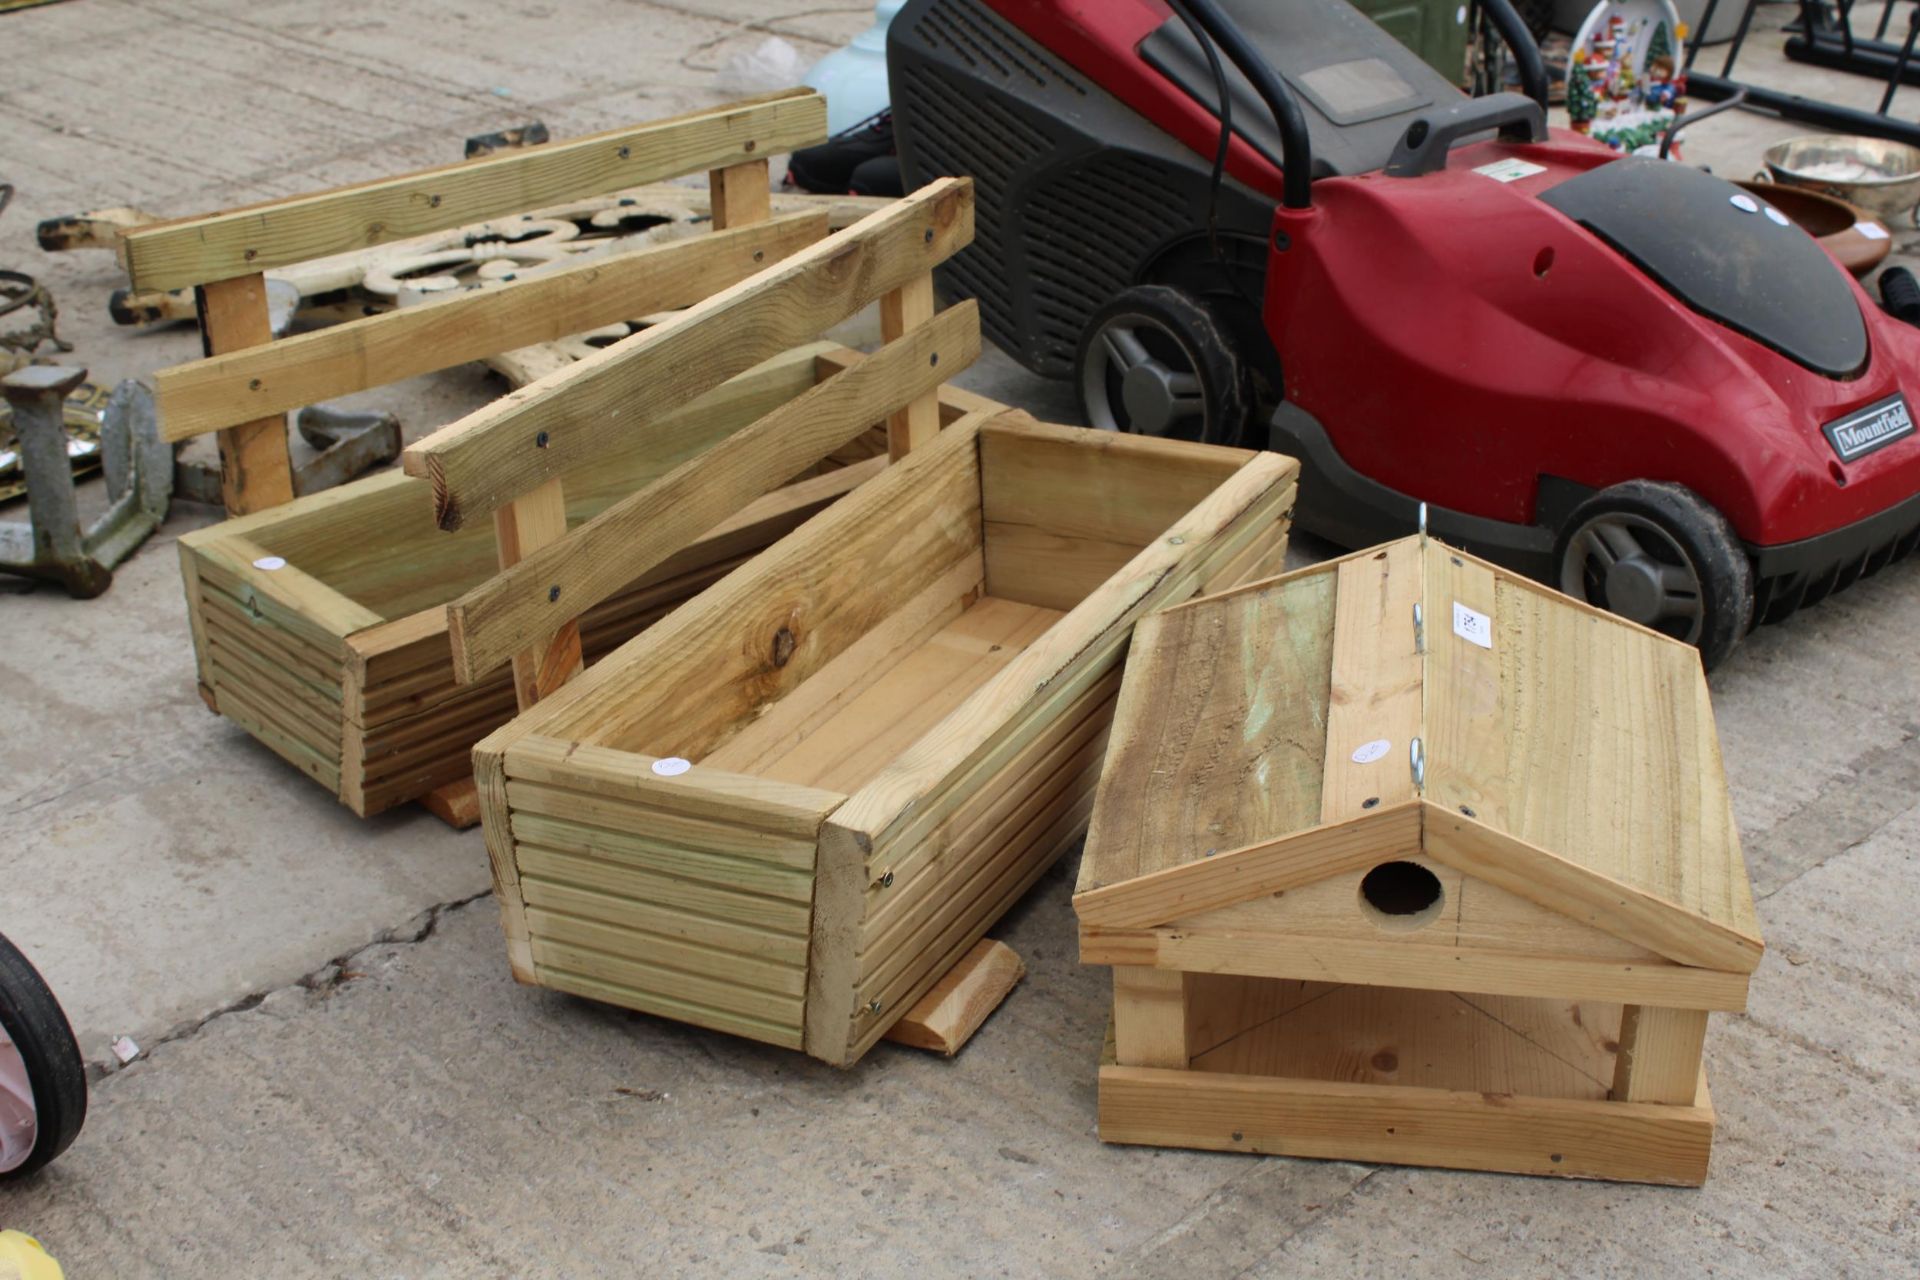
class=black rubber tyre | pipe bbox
[0,932,86,1180]
[1553,480,1755,670]
[1075,285,1248,446]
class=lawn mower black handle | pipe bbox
[1478,0,1552,112]
[1172,0,1315,209]
[1384,93,1548,178]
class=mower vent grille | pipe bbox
[1023,154,1197,373]
[1754,516,1920,626]
[895,63,1051,352]
[911,0,1087,94]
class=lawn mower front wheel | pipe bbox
[0,932,86,1181]
[1554,480,1755,670]
[1075,286,1247,446]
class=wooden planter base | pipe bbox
[1094,979,1717,1185]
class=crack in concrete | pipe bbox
[1225,1166,1385,1279]
[87,889,492,1081]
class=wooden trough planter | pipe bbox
[176,344,882,816]
[1073,534,1763,1185]
[405,179,1300,1065]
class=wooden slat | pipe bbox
[1072,802,1423,929]
[1097,1064,1714,1185]
[154,213,826,440]
[197,273,294,513]
[882,938,1026,1056]
[1612,1005,1711,1104]
[492,477,583,710]
[121,89,826,291]
[1319,540,1423,821]
[403,178,974,529]
[708,158,772,229]
[444,303,981,684]
[1113,967,1192,1068]
[1422,804,1763,974]
[881,273,939,459]
[502,736,844,841]
[1078,922,1752,1011]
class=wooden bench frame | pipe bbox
[126,89,827,515]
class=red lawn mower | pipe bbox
[887,0,1920,666]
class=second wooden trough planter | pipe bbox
[474,412,1298,1063]
[176,345,878,816]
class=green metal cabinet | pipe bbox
[1356,0,1472,83]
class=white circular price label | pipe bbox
[252,555,287,571]
[651,757,692,777]
[1350,738,1392,765]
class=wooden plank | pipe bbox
[121,89,826,290]
[701,554,985,779]
[501,737,844,841]
[154,213,826,440]
[882,939,1026,1056]
[745,595,1059,795]
[444,304,981,684]
[1423,804,1763,975]
[881,273,939,459]
[1612,1005,1710,1104]
[194,536,382,644]
[1079,923,1752,1010]
[421,777,482,829]
[197,273,294,513]
[1113,967,1192,1069]
[491,477,583,710]
[708,158,772,229]
[1073,802,1422,930]
[537,966,805,1052]
[1076,564,1333,895]
[1096,1064,1715,1185]
[403,178,974,529]
[1320,540,1423,821]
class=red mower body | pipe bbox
[895,0,1920,630]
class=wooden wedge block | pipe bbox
[884,939,1026,1056]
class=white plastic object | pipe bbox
[716,36,808,97]
[803,1,907,135]
[0,1026,35,1175]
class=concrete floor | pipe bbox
[1,0,1917,1274]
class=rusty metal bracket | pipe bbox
[0,367,170,597]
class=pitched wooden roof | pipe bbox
[1076,535,1761,974]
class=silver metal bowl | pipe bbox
[1761,134,1920,224]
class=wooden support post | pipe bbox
[708,158,772,230]
[492,476,583,710]
[881,272,939,460]
[196,273,295,514]
[884,939,1026,1056]
[1113,966,1192,1069]
[1611,1004,1709,1104]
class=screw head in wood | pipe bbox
[535,430,549,448]
[924,227,934,244]
[617,146,631,159]
[880,871,894,888]
[548,585,561,603]
[1362,797,1379,809]
[867,999,883,1015]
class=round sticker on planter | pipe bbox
[252,555,287,571]
[1351,738,1392,765]
[1764,206,1791,227]
[1730,193,1760,214]
[651,757,692,777]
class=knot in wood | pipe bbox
[771,626,797,668]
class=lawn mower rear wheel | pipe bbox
[1075,285,1248,446]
